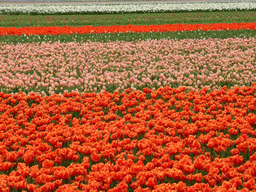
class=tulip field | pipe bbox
[1,0,256,191]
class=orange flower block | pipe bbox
[0,22,256,36]
[0,85,256,191]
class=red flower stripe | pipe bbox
[0,22,256,36]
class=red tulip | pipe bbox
[243,178,255,190]
[0,162,12,171]
[130,181,139,190]
[123,174,132,183]
[23,152,35,164]
[42,159,54,169]
[176,181,187,192]
[194,173,203,183]
[233,155,243,166]
[91,152,102,163]
[183,164,195,175]
[13,180,27,190]
[6,152,18,163]
[40,182,55,192]
[146,177,157,189]
[194,155,205,170]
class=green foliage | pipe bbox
[242,147,250,164]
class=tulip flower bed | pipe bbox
[1,37,256,96]
[1,0,256,191]
[1,85,256,192]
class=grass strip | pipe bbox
[1,11,255,28]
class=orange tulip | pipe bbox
[146,176,157,189]
[91,152,102,163]
[6,152,18,163]
[42,159,54,169]
[0,162,12,171]
[243,178,255,190]
[14,180,26,190]
[23,152,35,164]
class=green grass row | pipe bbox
[1,11,256,28]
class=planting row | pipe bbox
[1,22,256,36]
[2,12,255,28]
[1,1,256,15]
[1,85,256,191]
[0,37,256,96]
[1,28,256,45]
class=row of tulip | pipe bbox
[1,85,256,191]
[1,22,256,36]
[1,1,256,15]
[1,27,255,47]
[0,36,256,96]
